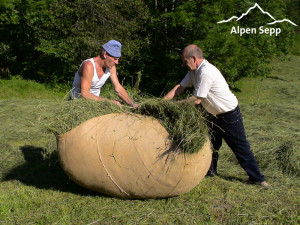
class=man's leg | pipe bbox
[218,107,265,182]
[207,116,223,176]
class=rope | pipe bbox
[95,120,129,196]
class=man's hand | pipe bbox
[186,95,202,105]
[163,84,186,100]
[176,95,202,106]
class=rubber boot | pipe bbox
[206,151,219,177]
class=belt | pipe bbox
[216,106,239,118]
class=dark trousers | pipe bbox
[207,106,265,182]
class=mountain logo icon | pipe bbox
[217,3,297,26]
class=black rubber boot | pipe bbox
[206,151,219,177]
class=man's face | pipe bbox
[182,54,196,71]
[104,52,119,68]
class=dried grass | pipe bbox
[44,98,208,154]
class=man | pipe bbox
[70,40,138,107]
[163,44,269,187]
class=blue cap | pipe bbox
[102,40,122,57]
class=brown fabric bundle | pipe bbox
[57,113,212,199]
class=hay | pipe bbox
[46,98,208,154]
[57,113,211,198]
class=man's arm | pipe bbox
[79,62,121,105]
[164,84,202,105]
[109,66,138,107]
[163,84,186,100]
[185,95,202,105]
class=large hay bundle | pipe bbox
[45,99,212,198]
[48,99,209,154]
[57,113,211,199]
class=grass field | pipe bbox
[0,55,299,224]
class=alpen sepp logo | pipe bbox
[217,3,297,36]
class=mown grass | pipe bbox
[0,55,300,224]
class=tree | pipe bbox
[141,0,295,95]
[0,0,149,87]
[0,0,295,95]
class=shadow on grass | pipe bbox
[266,75,287,81]
[3,145,104,197]
[217,174,248,184]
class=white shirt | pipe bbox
[180,59,238,116]
[70,58,111,99]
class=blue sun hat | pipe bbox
[102,40,122,57]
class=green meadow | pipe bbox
[0,54,299,224]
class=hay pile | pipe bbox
[56,112,211,198]
[46,98,208,154]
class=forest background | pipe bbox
[1,1,300,224]
[0,0,299,95]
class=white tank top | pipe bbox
[70,58,111,99]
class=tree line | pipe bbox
[0,0,299,95]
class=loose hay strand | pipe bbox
[44,98,208,154]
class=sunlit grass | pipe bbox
[0,56,299,224]
[0,76,67,100]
